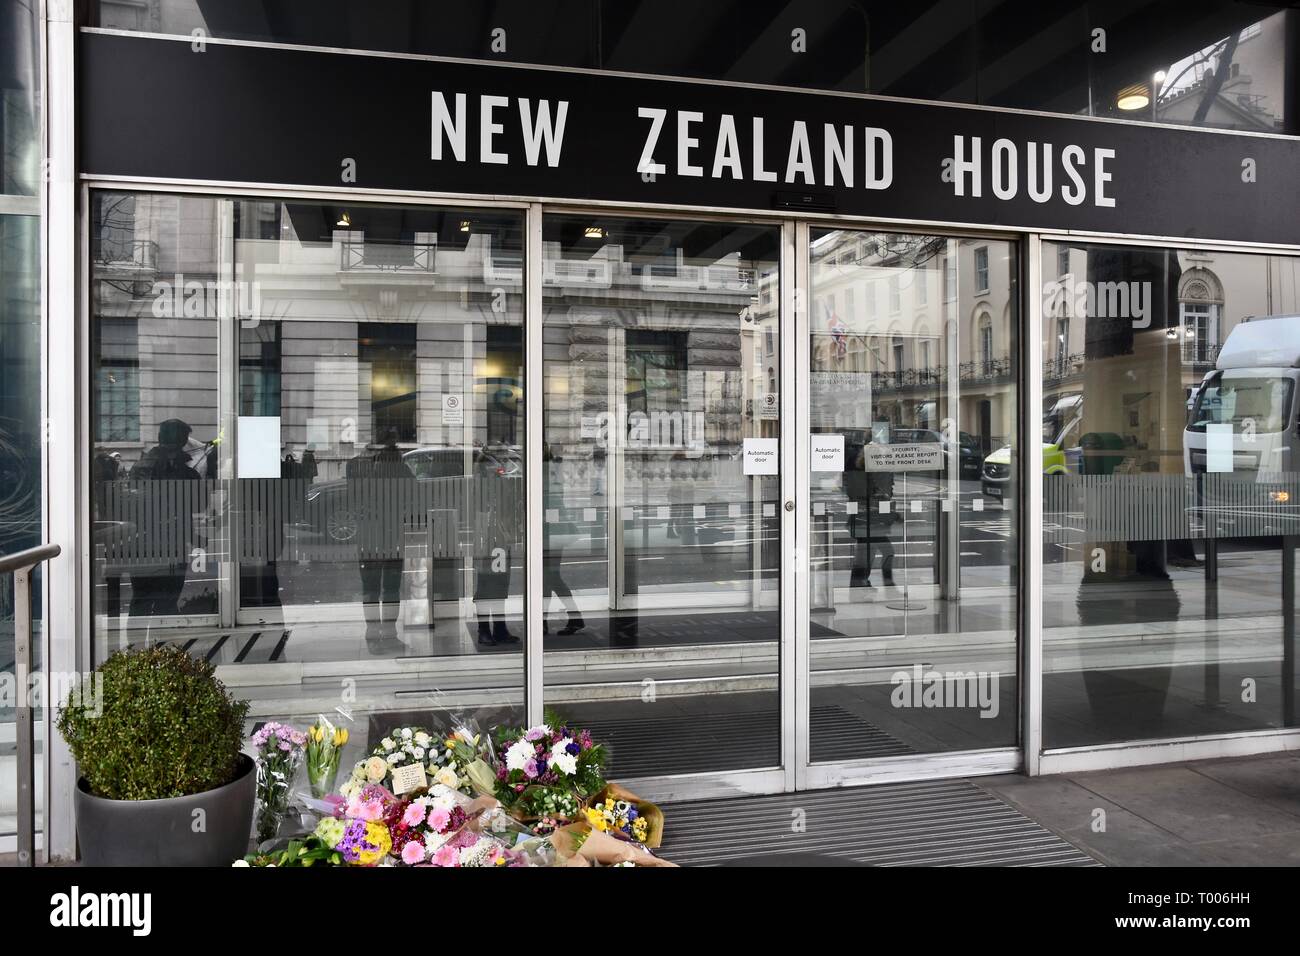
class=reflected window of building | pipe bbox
[974,247,990,294]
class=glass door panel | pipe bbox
[807,230,1019,762]
[541,215,783,779]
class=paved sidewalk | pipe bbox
[978,752,1300,866]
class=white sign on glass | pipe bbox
[236,416,281,479]
[811,434,845,472]
[742,438,779,475]
[1205,423,1233,473]
[863,442,943,472]
[442,393,465,425]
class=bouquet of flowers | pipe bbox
[585,794,650,844]
[305,716,349,798]
[250,721,307,843]
[308,782,398,866]
[491,717,607,826]
[387,783,472,865]
[339,724,489,800]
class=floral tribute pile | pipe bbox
[238,714,671,868]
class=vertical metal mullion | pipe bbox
[790,220,811,789]
[218,199,238,627]
[1021,234,1044,775]
[44,0,79,863]
[14,565,34,865]
[524,203,544,725]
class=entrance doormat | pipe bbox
[660,780,1101,866]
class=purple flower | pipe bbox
[335,819,377,864]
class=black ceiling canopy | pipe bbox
[163,0,1295,131]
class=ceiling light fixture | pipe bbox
[1116,83,1150,111]
[335,211,352,227]
[584,226,605,239]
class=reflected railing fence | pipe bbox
[1044,473,1300,544]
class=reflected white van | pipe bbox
[1184,314,1300,480]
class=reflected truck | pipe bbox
[1185,314,1300,536]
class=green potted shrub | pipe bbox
[57,644,255,866]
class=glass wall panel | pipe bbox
[808,231,1019,759]
[541,215,782,778]
[1042,241,1300,747]
[90,192,526,769]
[1,0,42,846]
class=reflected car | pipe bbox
[305,445,520,543]
[982,416,1079,500]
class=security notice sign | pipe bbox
[863,443,943,472]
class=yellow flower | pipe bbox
[584,807,608,831]
[333,728,349,746]
[352,821,392,866]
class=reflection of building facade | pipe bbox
[811,236,1016,453]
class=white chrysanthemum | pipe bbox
[381,737,395,751]
[550,752,577,776]
[549,738,577,776]
[411,746,425,760]
[386,752,403,764]
[400,728,413,739]
[505,739,535,772]
[427,785,458,811]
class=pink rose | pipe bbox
[428,807,450,831]
[432,845,459,867]
[401,841,426,865]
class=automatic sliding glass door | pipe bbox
[804,229,1020,766]
[540,214,784,780]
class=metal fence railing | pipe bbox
[1,543,61,867]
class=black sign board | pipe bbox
[80,32,1299,246]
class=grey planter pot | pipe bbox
[74,753,256,866]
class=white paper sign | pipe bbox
[863,442,944,472]
[237,416,281,478]
[442,393,465,426]
[390,763,427,796]
[758,392,779,419]
[811,434,845,472]
[580,416,600,439]
[1206,423,1234,473]
[743,438,779,475]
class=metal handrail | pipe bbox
[4,542,60,867]
[0,543,60,575]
